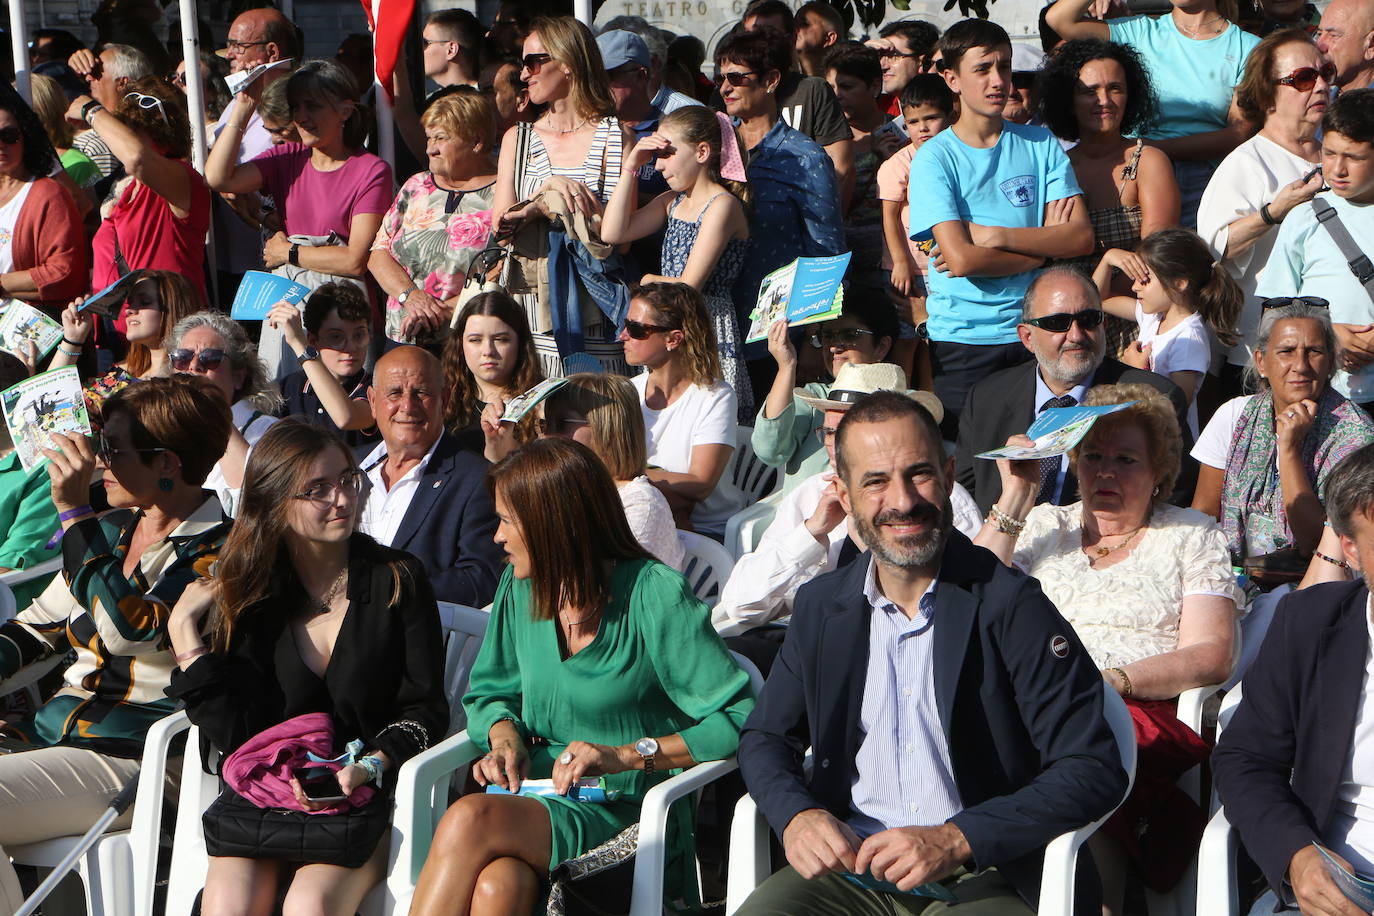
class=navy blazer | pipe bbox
[1213,580,1370,900]
[359,431,503,608]
[737,532,1127,913]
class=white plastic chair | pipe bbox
[8,709,190,916]
[725,683,1137,915]
[388,652,766,915]
[723,490,785,561]
[0,581,14,626]
[0,557,62,625]
[1196,684,1247,916]
[729,427,781,507]
[678,530,735,607]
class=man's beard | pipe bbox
[853,497,952,570]
[1035,340,1102,388]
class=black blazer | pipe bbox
[359,431,503,608]
[953,358,1197,515]
[167,535,449,769]
[737,532,1127,914]
[1213,580,1369,899]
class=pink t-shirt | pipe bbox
[252,143,393,239]
[876,142,930,276]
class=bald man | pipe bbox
[1318,0,1374,93]
[359,347,502,606]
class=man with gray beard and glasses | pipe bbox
[735,391,1125,915]
[954,266,1194,514]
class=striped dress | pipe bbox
[517,117,629,378]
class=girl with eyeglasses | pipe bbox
[1197,28,1331,406]
[166,419,447,916]
[166,312,284,518]
[442,291,544,461]
[66,75,211,306]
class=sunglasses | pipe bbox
[715,70,763,87]
[623,318,676,339]
[1261,296,1330,311]
[169,347,226,372]
[877,49,919,60]
[809,327,875,349]
[1277,63,1336,92]
[293,468,364,505]
[537,415,591,436]
[166,70,186,86]
[1023,310,1106,332]
[124,92,170,126]
[521,53,553,74]
[0,126,21,146]
[97,433,166,467]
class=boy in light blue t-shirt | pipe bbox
[908,18,1092,433]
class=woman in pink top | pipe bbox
[206,59,392,286]
[71,76,211,305]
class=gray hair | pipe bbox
[1246,302,1338,392]
[101,43,152,81]
[600,16,668,67]
[1021,266,1100,323]
[1323,442,1374,538]
[166,311,284,414]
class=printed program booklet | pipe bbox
[0,300,62,360]
[976,402,1137,461]
[485,778,621,803]
[79,272,140,317]
[500,378,569,423]
[1315,843,1374,909]
[224,58,293,95]
[1,366,91,471]
[230,271,311,321]
[745,253,850,343]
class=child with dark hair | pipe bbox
[270,282,378,447]
[824,44,893,289]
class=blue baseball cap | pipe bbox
[597,30,651,71]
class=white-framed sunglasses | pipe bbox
[123,91,170,126]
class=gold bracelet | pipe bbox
[987,505,1026,537]
[1109,667,1133,697]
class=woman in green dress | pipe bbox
[408,437,755,914]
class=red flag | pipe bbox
[361,0,416,104]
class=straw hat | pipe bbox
[795,362,944,423]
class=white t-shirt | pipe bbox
[1191,394,1253,469]
[1197,133,1315,365]
[618,475,685,571]
[1138,305,1210,436]
[1327,595,1374,875]
[633,374,741,536]
[0,180,34,273]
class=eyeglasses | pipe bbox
[166,70,186,86]
[623,318,677,339]
[537,415,591,436]
[124,92,170,126]
[318,328,372,351]
[714,70,763,88]
[809,327,875,349]
[1023,310,1106,332]
[169,348,226,372]
[124,298,161,313]
[877,49,919,60]
[0,127,22,146]
[813,426,839,446]
[293,469,364,505]
[521,53,554,75]
[1276,63,1336,92]
[422,37,453,47]
[1261,296,1330,311]
[225,39,271,53]
[97,434,166,467]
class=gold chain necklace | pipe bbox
[1086,526,1146,559]
[305,569,348,618]
[1174,12,1225,38]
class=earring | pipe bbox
[1152,485,1160,497]
[158,477,174,492]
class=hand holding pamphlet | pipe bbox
[79,272,140,317]
[975,402,1137,461]
[231,271,311,321]
[1314,843,1374,910]
[745,253,850,343]
[841,873,957,902]
[0,301,62,360]
[224,59,293,96]
[1,367,91,471]
[485,778,622,803]
[499,378,569,423]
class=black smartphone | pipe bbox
[292,766,347,802]
[1304,165,1323,183]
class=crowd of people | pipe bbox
[0,0,1369,913]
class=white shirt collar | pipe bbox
[1033,367,1094,414]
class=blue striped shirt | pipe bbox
[847,559,963,837]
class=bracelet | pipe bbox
[1260,202,1278,226]
[987,506,1026,537]
[356,754,385,787]
[57,346,82,358]
[61,336,84,347]
[1315,550,1349,569]
[80,99,104,125]
[58,505,93,521]
[174,645,208,665]
[1109,666,1133,697]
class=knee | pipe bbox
[472,858,537,907]
[280,898,325,916]
[432,794,506,851]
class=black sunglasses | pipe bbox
[169,347,226,372]
[0,126,22,146]
[1261,296,1330,311]
[97,433,166,467]
[1277,63,1336,92]
[809,327,875,349]
[714,70,763,87]
[623,318,676,340]
[1023,310,1106,332]
[521,53,553,74]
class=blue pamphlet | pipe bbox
[1315,843,1374,909]
[79,272,139,317]
[485,777,621,804]
[745,253,851,343]
[230,271,311,321]
[975,402,1137,461]
[841,872,957,901]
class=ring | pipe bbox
[559,752,573,765]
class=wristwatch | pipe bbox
[397,286,418,305]
[288,243,301,267]
[297,345,321,365]
[634,737,659,775]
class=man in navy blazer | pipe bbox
[1214,442,1374,916]
[358,346,502,608]
[735,391,1126,914]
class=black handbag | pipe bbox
[202,787,390,868]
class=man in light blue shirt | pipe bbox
[908,19,1092,436]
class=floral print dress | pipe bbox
[371,171,495,346]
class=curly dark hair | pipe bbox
[0,83,57,178]
[1037,38,1158,142]
[115,75,192,160]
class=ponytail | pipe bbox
[1136,227,1241,349]
[1197,262,1243,349]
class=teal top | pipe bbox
[0,450,60,607]
[751,381,830,494]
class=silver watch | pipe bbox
[397,286,418,304]
[634,736,659,774]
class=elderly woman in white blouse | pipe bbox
[974,381,1241,916]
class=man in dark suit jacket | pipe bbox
[358,346,502,608]
[954,267,1196,515]
[736,391,1126,915]
[1213,442,1374,915]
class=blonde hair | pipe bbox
[28,73,72,148]
[634,282,722,386]
[1069,383,1182,503]
[422,88,499,151]
[546,373,647,481]
[530,16,616,121]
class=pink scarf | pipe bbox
[221,712,375,815]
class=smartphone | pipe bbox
[1304,165,1323,183]
[292,766,347,802]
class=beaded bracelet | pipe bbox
[987,506,1026,537]
[1315,550,1349,570]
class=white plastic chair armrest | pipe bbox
[1177,683,1223,736]
[0,557,63,587]
[629,757,739,916]
[388,730,482,905]
[725,791,771,915]
[130,710,191,915]
[1196,805,1241,916]
[1037,825,1097,916]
